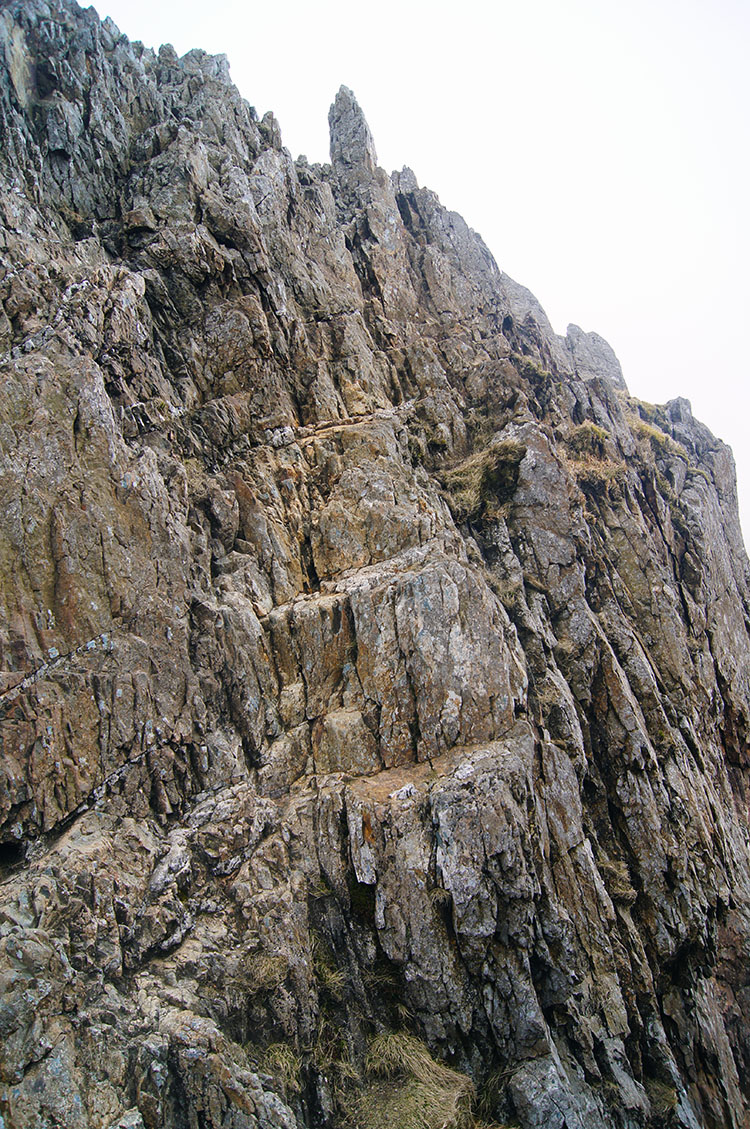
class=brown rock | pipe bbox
[1,3,749,1128]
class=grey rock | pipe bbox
[0,2,749,1128]
[566,321,628,390]
[329,85,378,185]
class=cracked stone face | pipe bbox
[1,5,750,1129]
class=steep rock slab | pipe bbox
[1,4,750,1129]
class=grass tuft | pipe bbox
[312,933,347,999]
[561,422,625,498]
[261,1042,301,1096]
[354,1031,475,1129]
[570,455,625,492]
[597,857,637,906]
[440,439,526,523]
[246,951,287,992]
[314,1018,359,1093]
[565,422,610,458]
[645,1078,679,1115]
[633,419,687,459]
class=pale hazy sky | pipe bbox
[94,0,750,540]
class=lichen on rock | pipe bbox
[1,4,750,1128]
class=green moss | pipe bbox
[655,471,676,502]
[619,397,690,463]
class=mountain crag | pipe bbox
[1,4,749,1128]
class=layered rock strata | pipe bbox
[1,4,749,1128]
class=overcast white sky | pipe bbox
[94,0,750,540]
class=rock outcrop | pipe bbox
[1,4,750,1128]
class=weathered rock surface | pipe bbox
[1,4,750,1128]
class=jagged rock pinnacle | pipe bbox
[328,85,378,186]
[566,323,627,390]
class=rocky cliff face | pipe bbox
[1,4,750,1128]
